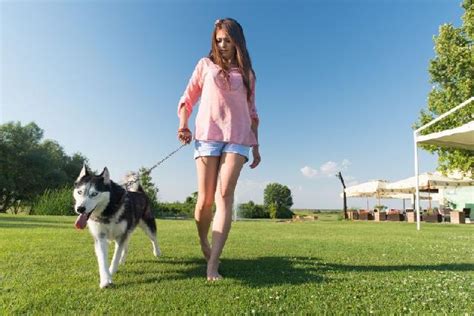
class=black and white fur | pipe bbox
[73,165,160,288]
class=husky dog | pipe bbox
[73,165,160,288]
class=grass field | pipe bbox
[1,214,473,314]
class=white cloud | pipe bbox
[320,161,338,176]
[341,159,351,169]
[301,159,353,179]
[301,166,318,178]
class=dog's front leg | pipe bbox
[109,240,125,276]
[119,235,131,265]
[94,238,112,288]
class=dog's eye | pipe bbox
[77,190,83,195]
[90,192,98,197]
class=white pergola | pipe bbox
[413,97,474,230]
[416,121,474,150]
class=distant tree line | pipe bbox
[0,121,87,213]
[238,183,294,219]
[1,121,294,218]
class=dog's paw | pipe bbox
[153,248,161,257]
[99,279,113,289]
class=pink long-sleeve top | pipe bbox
[178,57,259,146]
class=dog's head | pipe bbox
[73,165,111,229]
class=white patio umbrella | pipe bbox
[344,180,389,209]
[386,172,474,194]
[386,172,473,212]
[339,190,434,211]
[344,180,389,197]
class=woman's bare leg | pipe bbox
[208,153,245,280]
[194,156,220,261]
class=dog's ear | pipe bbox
[76,164,89,182]
[100,167,111,185]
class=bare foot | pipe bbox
[207,259,223,281]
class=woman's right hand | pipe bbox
[177,127,192,144]
[249,145,261,169]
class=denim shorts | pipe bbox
[194,140,250,162]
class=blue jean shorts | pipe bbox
[194,140,250,162]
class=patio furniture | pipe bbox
[450,211,465,224]
[424,210,442,223]
[406,210,416,223]
[358,210,374,221]
[439,208,452,222]
[387,210,404,221]
[463,207,471,219]
[349,210,359,220]
[374,211,386,221]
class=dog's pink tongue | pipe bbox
[75,213,88,230]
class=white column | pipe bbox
[414,131,421,231]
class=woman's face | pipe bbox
[216,29,236,61]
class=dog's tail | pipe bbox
[122,171,144,192]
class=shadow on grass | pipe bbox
[118,256,324,287]
[0,216,72,228]
[118,256,474,288]
[321,262,474,273]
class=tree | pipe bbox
[139,167,160,211]
[263,183,294,219]
[184,191,198,206]
[266,201,291,219]
[415,0,474,175]
[238,200,268,218]
[0,121,87,212]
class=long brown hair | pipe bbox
[209,18,255,101]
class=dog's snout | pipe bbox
[77,206,86,214]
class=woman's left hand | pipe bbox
[249,145,261,169]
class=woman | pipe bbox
[177,18,260,281]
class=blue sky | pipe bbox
[1,0,464,209]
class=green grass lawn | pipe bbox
[1,214,473,314]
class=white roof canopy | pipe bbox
[413,97,474,230]
[416,121,474,151]
[386,172,474,194]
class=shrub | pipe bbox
[155,201,194,218]
[238,201,269,218]
[268,202,294,219]
[32,186,74,215]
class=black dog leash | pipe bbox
[123,143,188,189]
[142,143,188,175]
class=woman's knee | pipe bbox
[194,204,213,222]
[196,195,214,211]
[216,186,235,203]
